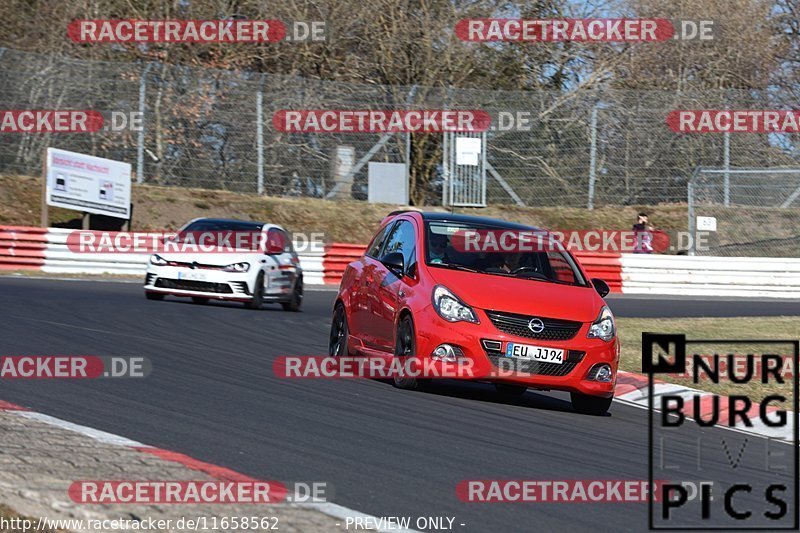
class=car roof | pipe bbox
[395,211,543,232]
[185,217,277,230]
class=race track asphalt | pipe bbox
[1,277,797,532]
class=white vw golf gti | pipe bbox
[144,218,303,311]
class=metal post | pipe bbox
[136,63,153,184]
[587,105,599,210]
[442,131,449,206]
[40,147,49,228]
[405,85,417,206]
[723,131,730,206]
[405,130,411,205]
[256,78,265,195]
[687,178,696,256]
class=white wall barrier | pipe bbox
[621,253,800,298]
[0,227,326,284]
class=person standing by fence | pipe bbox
[632,212,655,254]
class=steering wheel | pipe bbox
[510,266,547,278]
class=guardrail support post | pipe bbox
[256,75,265,195]
[587,105,599,210]
[136,63,153,185]
[723,131,730,206]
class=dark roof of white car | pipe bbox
[189,218,265,229]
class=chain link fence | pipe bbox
[2,47,800,212]
[688,168,800,257]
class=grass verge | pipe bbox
[0,174,687,243]
[616,316,798,404]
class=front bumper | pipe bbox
[144,265,253,301]
[413,307,620,398]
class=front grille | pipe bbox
[486,310,582,341]
[485,348,585,377]
[154,278,232,293]
[165,260,225,270]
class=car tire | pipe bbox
[145,291,164,301]
[570,392,613,415]
[392,315,428,391]
[329,303,349,356]
[246,272,265,310]
[494,383,527,397]
[281,279,303,312]
[191,297,209,304]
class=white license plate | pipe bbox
[177,270,206,281]
[505,343,564,364]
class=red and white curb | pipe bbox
[0,400,420,533]
[614,370,795,443]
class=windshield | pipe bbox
[425,221,588,287]
[181,220,263,233]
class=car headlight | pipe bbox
[223,262,250,272]
[150,254,168,266]
[432,285,478,323]
[587,306,615,341]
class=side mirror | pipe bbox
[591,278,610,298]
[380,252,405,278]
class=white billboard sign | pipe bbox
[368,162,408,205]
[46,148,131,219]
[455,137,481,166]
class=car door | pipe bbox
[353,221,395,347]
[273,228,300,293]
[369,218,418,352]
[262,227,289,293]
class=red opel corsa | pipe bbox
[329,211,620,415]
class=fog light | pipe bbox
[431,344,463,362]
[588,363,613,383]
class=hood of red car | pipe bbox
[426,267,602,322]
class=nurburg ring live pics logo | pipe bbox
[643,333,799,530]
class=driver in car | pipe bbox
[429,233,450,264]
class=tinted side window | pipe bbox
[547,252,579,284]
[366,222,394,258]
[279,230,293,253]
[266,227,287,252]
[382,220,416,269]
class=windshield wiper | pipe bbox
[433,263,482,273]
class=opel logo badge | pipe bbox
[528,318,545,333]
